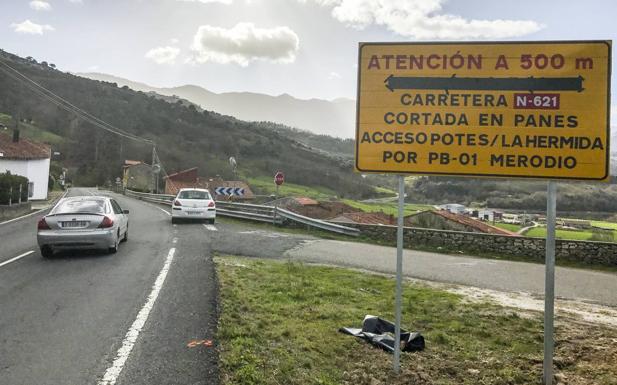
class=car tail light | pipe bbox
[173,200,182,206]
[208,201,215,208]
[37,217,50,230]
[98,216,114,228]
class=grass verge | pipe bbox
[216,256,617,385]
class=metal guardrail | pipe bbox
[125,189,174,205]
[124,189,360,236]
[276,207,360,237]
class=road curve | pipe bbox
[0,188,218,385]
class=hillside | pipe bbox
[77,72,356,138]
[410,176,617,214]
[0,50,372,198]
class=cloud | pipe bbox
[29,1,52,11]
[190,22,299,66]
[145,46,181,64]
[11,20,55,35]
[68,0,83,3]
[327,71,341,79]
[305,0,543,39]
[177,0,233,4]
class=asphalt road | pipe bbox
[0,188,218,385]
[1,188,616,384]
[285,240,617,307]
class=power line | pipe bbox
[0,55,181,191]
[0,57,153,145]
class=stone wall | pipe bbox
[347,223,617,267]
[0,202,32,222]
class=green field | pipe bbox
[492,223,523,232]
[591,220,617,230]
[0,113,64,145]
[342,199,433,217]
[373,186,397,196]
[216,256,617,385]
[246,176,337,200]
[524,226,617,242]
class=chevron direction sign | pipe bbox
[214,187,245,196]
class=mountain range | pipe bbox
[77,73,356,139]
[0,50,375,198]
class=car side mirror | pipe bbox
[123,210,130,214]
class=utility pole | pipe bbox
[151,146,156,193]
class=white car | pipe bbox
[171,188,216,224]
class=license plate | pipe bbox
[62,221,88,228]
[187,211,201,215]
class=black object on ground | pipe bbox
[339,315,425,353]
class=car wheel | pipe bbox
[171,217,177,224]
[41,246,54,259]
[122,227,128,242]
[109,232,119,254]
[209,218,216,224]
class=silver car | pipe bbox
[37,196,129,258]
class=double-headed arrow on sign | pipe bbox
[384,74,585,93]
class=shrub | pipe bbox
[0,172,29,204]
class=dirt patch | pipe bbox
[448,285,617,328]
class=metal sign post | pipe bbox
[544,181,557,385]
[393,175,405,373]
[274,171,284,223]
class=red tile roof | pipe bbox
[0,133,50,160]
[164,167,198,181]
[432,210,517,236]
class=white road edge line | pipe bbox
[98,247,176,385]
[0,250,35,268]
[203,224,218,231]
[0,190,68,227]
[157,207,171,216]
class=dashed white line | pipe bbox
[204,224,218,231]
[172,237,178,244]
[98,247,176,385]
[0,250,35,268]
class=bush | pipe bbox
[0,172,29,204]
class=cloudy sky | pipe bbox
[1,0,616,122]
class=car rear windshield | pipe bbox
[53,199,108,214]
[178,190,210,200]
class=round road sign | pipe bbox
[274,171,284,186]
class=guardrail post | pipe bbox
[18,184,22,204]
[9,186,12,206]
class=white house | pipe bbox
[439,203,467,214]
[0,131,51,200]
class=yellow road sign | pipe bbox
[355,41,611,180]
